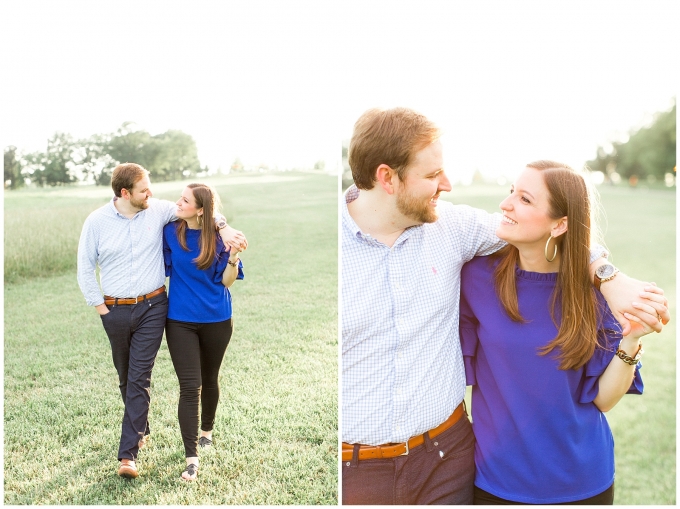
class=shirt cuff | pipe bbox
[589,244,608,264]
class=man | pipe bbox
[341,107,669,504]
[77,163,246,479]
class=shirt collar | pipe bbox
[342,185,363,239]
[107,197,123,218]
[108,196,146,219]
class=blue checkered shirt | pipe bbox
[341,185,506,445]
[77,197,177,306]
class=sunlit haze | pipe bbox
[2,1,677,181]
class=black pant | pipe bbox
[165,318,233,458]
[99,292,168,460]
[473,484,615,505]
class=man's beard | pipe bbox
[130,196,149,210]
[396,189,439,224]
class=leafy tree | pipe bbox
[342,141,353,190]
[71,133,119,186]
[107,124,200,181]
[588,102,676,181]
[4,146,23,189]
[152,130,200,181]
[107,122,156,171]
[27,132,78,186]
[4,122,204,187]
[18,151,46,185]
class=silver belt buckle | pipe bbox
[399,441,409,456]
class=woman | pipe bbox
[459,161,666,504]
[163,183,244,481]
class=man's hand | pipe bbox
[95,303,110,316]
[219,224,248,251]
[600,274,669,335]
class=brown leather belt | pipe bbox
[104,286,166,306]
[342,402,465,462]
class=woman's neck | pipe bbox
[185,218,200,230]
[515,243,560,273]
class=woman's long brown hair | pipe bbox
[175,183,221,271]
[492,161,600,370]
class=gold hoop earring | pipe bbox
[544,235,557,262]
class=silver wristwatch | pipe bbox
[215,217,227,230]
[594,263,619,291]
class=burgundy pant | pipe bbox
[342,416,475,505]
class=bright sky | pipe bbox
[2,1,677,180]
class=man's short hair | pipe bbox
[348,107,441,190]
[111,163,149,197]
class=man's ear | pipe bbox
[552,216,568,238]
[120,188,131,200]
[376,164,397,195]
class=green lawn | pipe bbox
[4,172,338,505]
[446,184,676,505]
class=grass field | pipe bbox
[4,172,338,504]
[445,184,676,505]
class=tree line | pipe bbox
[4,122,203,189]
[587,102,676,182]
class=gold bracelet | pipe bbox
[615,342,643,366]
[227,258,239,267]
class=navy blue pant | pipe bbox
[342,415,476,505]
[99,292,167,461]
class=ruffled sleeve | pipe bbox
[459,288,479,386]
[579,307,643,404]
[213,237,245,283]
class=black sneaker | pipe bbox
[198,436,212,449]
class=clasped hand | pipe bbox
[600,274,669,336]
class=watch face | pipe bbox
[597,264,615,279]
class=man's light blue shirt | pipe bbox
[77,197,176,306]
[342,185,505,445]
